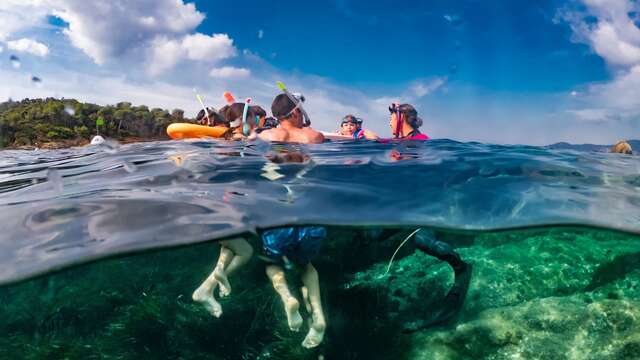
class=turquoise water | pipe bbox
[1,139,640,358]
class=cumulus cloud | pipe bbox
[148,33,237,75]
[0,0,50,41]
[51,0,205,64]
[558,0,640,124]
[209,66,251,79]
[558,0,640,67]
[7,38,49,57]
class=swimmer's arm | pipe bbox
[363,129,379,140]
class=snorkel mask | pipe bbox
[276,81,311,127]
[389,103,403,138]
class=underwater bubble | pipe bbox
[122,160,138,173]
[46,168,64,194]
[10,55,21,69]
[64,105,75,116]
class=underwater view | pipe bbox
[2,0,640,359]
[1,140,640,359]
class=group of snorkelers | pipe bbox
[191,91,472,349]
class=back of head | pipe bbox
[271,93,296,119]
[611,140,633,154]
[398,103,422,129]
[251,105,267,119]
[219,103,245,124]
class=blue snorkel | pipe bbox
[242,98,252,136]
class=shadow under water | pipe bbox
[1,225,640,360]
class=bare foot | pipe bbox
[285,297,303,332]
[213,267,231,297]
[302,312,326,349]
[192,285,223,318]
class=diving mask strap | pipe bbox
[229,117,242,128]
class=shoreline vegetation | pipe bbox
[0,98,193,150]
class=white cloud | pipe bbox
[148,33,237,75]
[209,66,251,79]
[50,0,209,66]
[182,33,236,61]
[558,0,640,126]
[411,77,447,97]
[7,38,49,57]
[559,0,640,67]
[0,0,50,41]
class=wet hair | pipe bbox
[341,115,362,125]
[251,105,267,119]
[196,107,225,125]
[263,116,279,128]
[271,93,297,119]
[611,140,633,155]
[219,103,245,125]
[397,104,423,129]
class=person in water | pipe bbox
[388,103,430,140]
[192,104,269,316]
[611,140,633,154]
[218,103,273,140]
[192,237,254,318]
[259,94,324,143]
[338,115,378,140]
[258,93,327,348]
[384,103,473,331]
[195,107,226,126]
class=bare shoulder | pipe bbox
[303,128,325,144]
[258,128,288,142]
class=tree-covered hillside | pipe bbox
[0,98,193,148]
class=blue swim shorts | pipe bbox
[261,226,326,265]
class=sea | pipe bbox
[1,138,639,359]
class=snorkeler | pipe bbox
[337,115,378,140]
[195,107,225,126]
[611,140,633,154]
[259,94,324,144]
[383,103,473,331]
[387,103,430,141]
[258,93,327,348]
[192,237,254,317]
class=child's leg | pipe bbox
[300,263,326,349]
[266,264,303,332]
[214,238,253,297]
[192,245,234,317]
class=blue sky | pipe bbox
[1,0,639,144]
